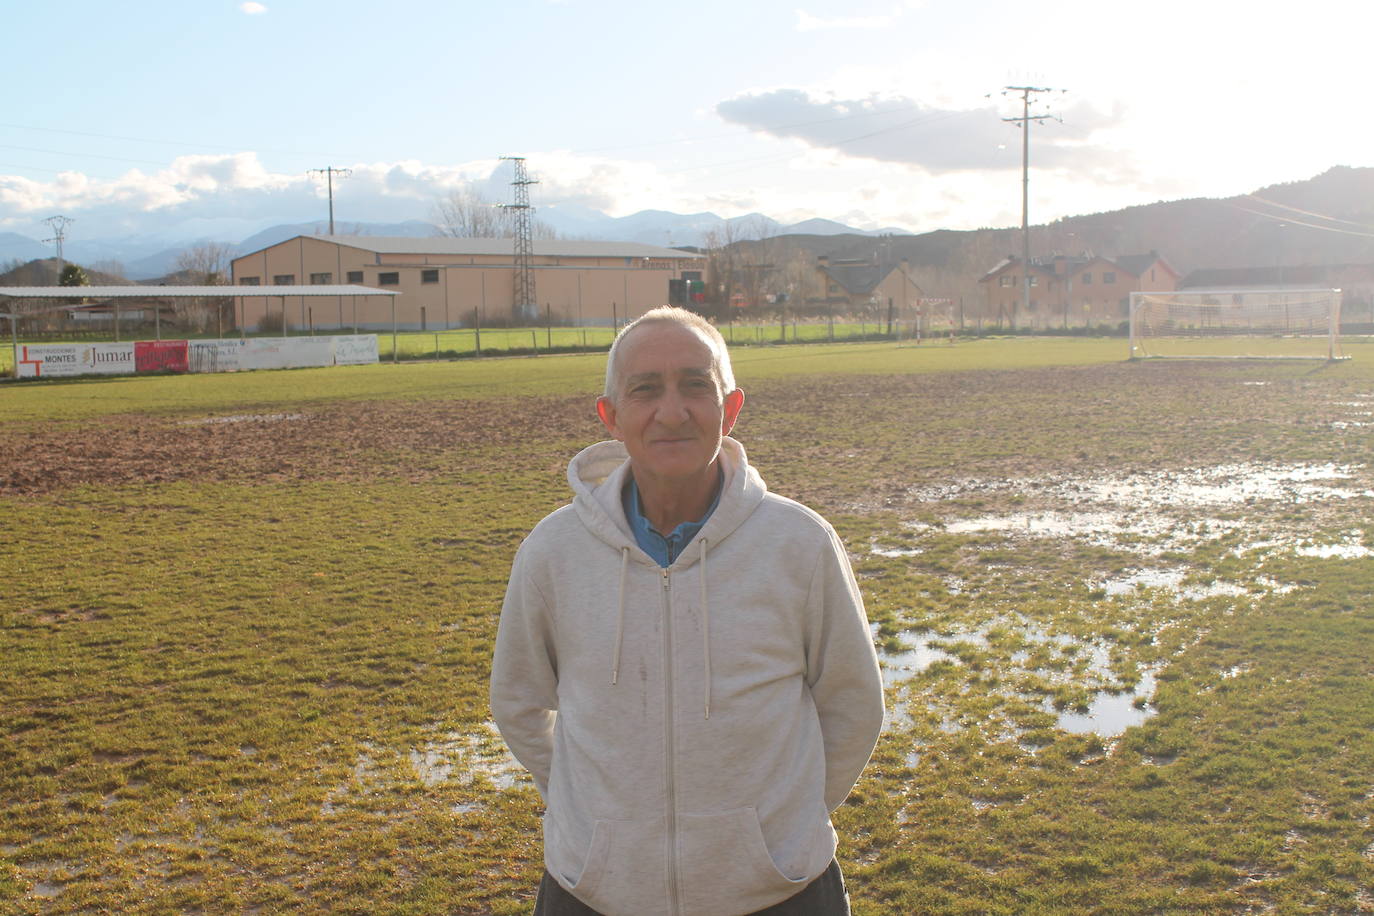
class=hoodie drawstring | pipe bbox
[699,538,711,720]
[611,547,628,686]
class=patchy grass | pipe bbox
[2,339,1372,914]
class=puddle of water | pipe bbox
[1272,530,1373,560]
[323,725,527,815]
[409,748,455,788]
[1054,669,1158,738]
[1221,665,1251,679]
[913,462,1371,514]
[179,413,304,426]
[409,722,526,791]
[1296,542,1373,559]
[871,546,922,558]
[32,882,64,898]
[1096,567,1250,601]
[1080,463,1368,507]
[879,635,958,688]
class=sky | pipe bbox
[2,0,1371,245]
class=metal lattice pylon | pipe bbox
[500,157,538,322]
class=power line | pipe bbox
[1245,195,1374,230]
[1228,202,1374,239]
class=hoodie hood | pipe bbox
[567,436,767,570]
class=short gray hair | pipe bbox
[603,306,735,400]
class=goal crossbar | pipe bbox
[1128,288,1346,361]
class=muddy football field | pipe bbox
[2,342,1372,914]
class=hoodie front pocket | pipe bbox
[543,812,613,900]
[677,807,810,914]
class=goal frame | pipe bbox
[1128,288,1346,362]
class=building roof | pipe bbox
[0,285,397,299]
[1181,264,1361,289]
[820,262,899,296]
[981,252,1175,282]
[980,257,1057,282]
[291,235,705,260]
[1113,253,1175,277]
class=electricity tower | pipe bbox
[42,215,75,283]
[308,167,352,234]
[500,156,538,322]
[1002,85,1062,327]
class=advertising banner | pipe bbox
[188,339,244,373]
[16,343,136,378]
[333,335,379,366]
[16,334,380,378]
[240,337,334,371]
[135,340,189,373]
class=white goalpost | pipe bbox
[1128,288,1346,361]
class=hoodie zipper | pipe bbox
[660,567,680,916]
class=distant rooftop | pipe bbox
[268,235,704,260]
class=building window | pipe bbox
[999,275,1013,287]
[421,269,439,284]
[1081,272,1093,285]
[310,272,332,284]
[273,274,295,285]
[238,276,260,286]
[1029,275,1038,287]
[1102,271,1116,284]
[378,272,400,286]
[346,270,363,284]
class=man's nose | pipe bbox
[655,389,691,423]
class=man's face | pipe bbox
[596,323,744,487]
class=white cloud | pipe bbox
[0,151,718,241]
[715,88,1123,174]
[240,2,268,14]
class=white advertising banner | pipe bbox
[17,335,379,378]
[240,337,333,371]
[333,335,379,366]
[16,343,136,378]
[188,339,244,373]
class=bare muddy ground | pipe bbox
[4,362,1368,501]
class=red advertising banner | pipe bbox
[134,340,189,374]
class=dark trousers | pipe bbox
[532,858,849,915]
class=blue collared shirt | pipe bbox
[622,473,722,568]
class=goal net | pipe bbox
[1129,288,1345,360]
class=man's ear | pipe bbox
[721,388,745,436]
[596,396,622,439]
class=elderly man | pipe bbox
[491,306,884,916]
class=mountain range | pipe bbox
[3,166,1371,283]
[0,209,906,281]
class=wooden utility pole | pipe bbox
[1002,86,1060,327]
[308,167,352,234]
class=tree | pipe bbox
[59,263,89,287]
[89,259,127,281]
[433,187,557,239]
[171,242,234,333]
[173,241,233,285]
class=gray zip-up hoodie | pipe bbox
[490,437,884,916]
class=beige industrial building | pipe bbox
[230,235,706,331]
